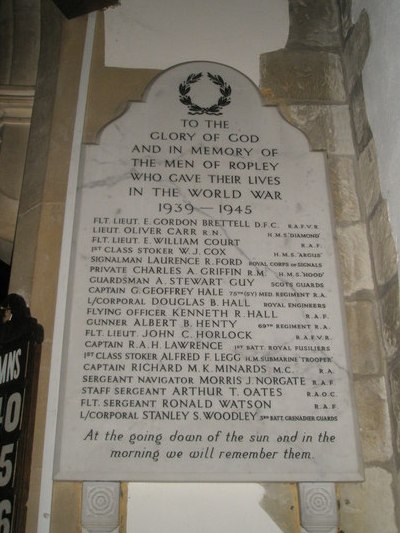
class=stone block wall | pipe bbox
[260,1,400,531]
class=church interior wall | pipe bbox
[1,1,400,531]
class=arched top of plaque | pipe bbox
[94,61,310,156]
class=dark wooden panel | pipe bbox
[52,0,118,19]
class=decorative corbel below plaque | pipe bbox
[299,483,338,533]
[82,482,120,533]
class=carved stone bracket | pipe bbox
[0,86,34,126]
[299,483,338,533]
[82,482,120,533]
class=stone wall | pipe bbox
[260,1,400,531]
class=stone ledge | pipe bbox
[260,49,346,104]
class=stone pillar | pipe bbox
[0,87,34,263]
[0,0,40,264]
[260,1,400,531]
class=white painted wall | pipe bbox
[105,0,288,84]
[352,1,400,253]
[127,484,283,533]
[104,3,288,531]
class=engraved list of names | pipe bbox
[54,62,362,482]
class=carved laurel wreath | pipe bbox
[179,72,231,115]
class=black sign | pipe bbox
[0,294,43,532]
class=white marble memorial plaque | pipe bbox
[54,62,363,481]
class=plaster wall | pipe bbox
[352,0,400,253]
[127,484,283,533]
[104,0,288,84]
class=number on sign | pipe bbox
[0,445,14,487]
[0,393,22,433]
[0,499,12,533]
